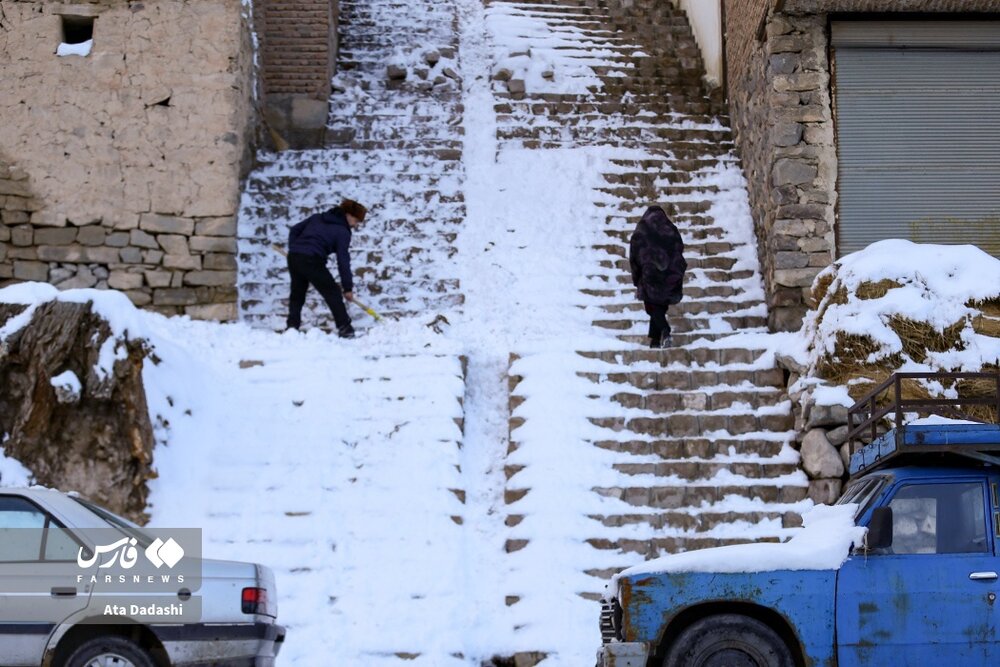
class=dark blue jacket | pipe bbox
[288,208,354,292]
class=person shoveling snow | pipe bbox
[284,199,368,337]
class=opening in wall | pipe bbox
[61,15,94,45]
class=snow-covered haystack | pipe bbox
[803,240,1000,412]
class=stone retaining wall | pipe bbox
[722,0,1000,332]
[0,0,255,320]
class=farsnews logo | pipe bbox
[78,536,185,570]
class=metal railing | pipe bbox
[846,372,1000,455]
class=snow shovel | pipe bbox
[271,243,384,322]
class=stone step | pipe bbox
[498,126,732,145]
[579,533,784,558]
[591,437,791,460]
[613,330,770,346]
[576,367,786,391]
[579,284,745,300]
[609,460,802,480]
[605,388,787,412]
[595,236,734,255]
[591,314,770,332]
[586,412,794,437]
[597,255,738,272]
[245,173,463,193]
[322,139,465,151]
[589,484,809,512]
[594,300,763,316]
[586,268,757,284]
[588,509,794,531]
[576,347,766,366]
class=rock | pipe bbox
[775,351,807,375]
[422,49,440,67]
[0,300,155,523]
[49,267,74,284]
[808,479,843,505]
[806,403,849,429]
[772,158,817,186]
[387,64,407,80]
[827,424,850,446]
[801,428,844,478]
[57,268,98,290]
[507,79,526,94]
[839,443,851,471]
[442,66,460,81]
[493,67,513,82]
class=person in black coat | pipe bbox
[628,205,687,348]
[286,199,368,337]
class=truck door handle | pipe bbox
[51,587,77,597]
[969,572,998,581]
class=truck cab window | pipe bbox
[888,482,988,555]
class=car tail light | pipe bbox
[242,587,271,615]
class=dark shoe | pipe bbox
[337,324,356,339]
[660,333,673,348]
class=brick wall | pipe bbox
[259,0,337,148]
[261,0,337,97]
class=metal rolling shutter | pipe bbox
[832,21,1000,258]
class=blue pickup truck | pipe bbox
[598,372,1000,667]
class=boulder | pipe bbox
[0,300,155,523]
[801,427,844,478]
[808,478,843,505]
[806,403,848,429]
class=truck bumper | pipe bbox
[597,641,650,667]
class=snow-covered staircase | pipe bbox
[147,330,469,665]
[495,0,809,634]
[237,0,466,330]
[224,0,813,663]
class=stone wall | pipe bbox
[723,0,1000,332]
[259,0,338,148]
[724,0,835,332]
[0,0,255,320]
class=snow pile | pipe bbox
[614,503,864,580]
[485,2,612,94]
[803,240,1000,400]
[0,445,31,487]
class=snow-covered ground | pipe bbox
[0,0,800,663]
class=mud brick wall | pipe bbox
[723,0,1000,332]
[0,0,255,320]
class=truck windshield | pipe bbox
[70,496,155,548]
[837,476,887,520]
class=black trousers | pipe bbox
[645,302,670,345]
[286,253,351,330]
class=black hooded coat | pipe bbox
[628,206,686,306]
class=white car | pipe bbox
[0,487,285,667]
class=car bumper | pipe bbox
[155,621,285,666]
[597,641,650,667]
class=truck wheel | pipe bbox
[65,636,156,667]
[662,614,795,667]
